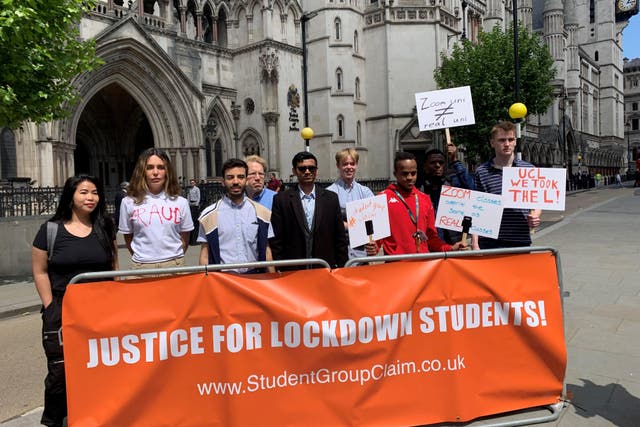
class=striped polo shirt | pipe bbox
[474,157,533,246]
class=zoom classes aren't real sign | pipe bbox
[434,186,504,239]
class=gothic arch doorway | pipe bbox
[75,83,153,187]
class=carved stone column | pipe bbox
[181,149,188,181]
[168,148,178,177]
[263,112,280,171]
[179,6,187,35]
[196,12,203,41]
[191,146,202,181]
[36,140,54,187]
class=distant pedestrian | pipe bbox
[615,173,623,188]
[32,175,117,427]
[266,172,283,192]
[188,179,201,245]
[113,181,128,226]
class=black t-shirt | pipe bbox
[33,222,112,293]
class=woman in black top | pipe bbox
[31,175,117,427]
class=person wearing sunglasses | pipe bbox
[269,151,348,270]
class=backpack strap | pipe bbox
[46,222,59,262]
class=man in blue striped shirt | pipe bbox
[472,121,541,249]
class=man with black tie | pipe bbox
[270,151,348,270]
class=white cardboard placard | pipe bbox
[502,167,566,211]
[346,195,391,248]
[434,186,503,239]
[414,86,475,131]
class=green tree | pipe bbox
[0,0,102,128]
[434,25,556,163]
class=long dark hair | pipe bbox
[51,175,116,264]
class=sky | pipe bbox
[623,14,640,60]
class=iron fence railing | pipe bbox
[0,187,62,217]
[0,179,392,218]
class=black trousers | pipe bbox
[189,204,200,245]
[41,296,67,427]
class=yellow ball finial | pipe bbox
[301,127,314,140]
[508,102,527,120]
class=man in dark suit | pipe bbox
[270,151,348,269]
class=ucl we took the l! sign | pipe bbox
[414,86,476,131]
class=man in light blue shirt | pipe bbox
[198,158,274,273]
[327,148,374,259]
[245,155,277,210]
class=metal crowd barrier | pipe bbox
[69,258,330,284]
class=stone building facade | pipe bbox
[0,0,636,187]
[624,57,640,174]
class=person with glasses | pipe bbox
[244,155,277,210]
[270,151,348,270]
[422,144,474,244]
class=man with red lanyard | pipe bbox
[365,151,467,256]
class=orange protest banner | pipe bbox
[63,252,566,427]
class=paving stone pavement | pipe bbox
[1,185,638,426]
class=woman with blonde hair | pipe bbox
[119,147,194,269]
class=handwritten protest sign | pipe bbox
[414,86,475,131]
[346,195,390,248]
[502,167,566,211]
[435,186,503,239]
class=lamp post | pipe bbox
[510,0,523,159]
[509,102,527,159]
[301,127,314,152]
[626,121,631,177]
[300,12,317,128]
[461,1,468,40]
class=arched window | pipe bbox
[336,68,343,91]
[203,6,214,43]
[217,8,228,47]
[334,18,341,40]
[355,77,360,100]
[356,121,362,145]
[337,115,344,138]
[353,30,359,53]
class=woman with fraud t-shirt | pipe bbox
[119,148,194,269]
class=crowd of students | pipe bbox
[31,120,541,427]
